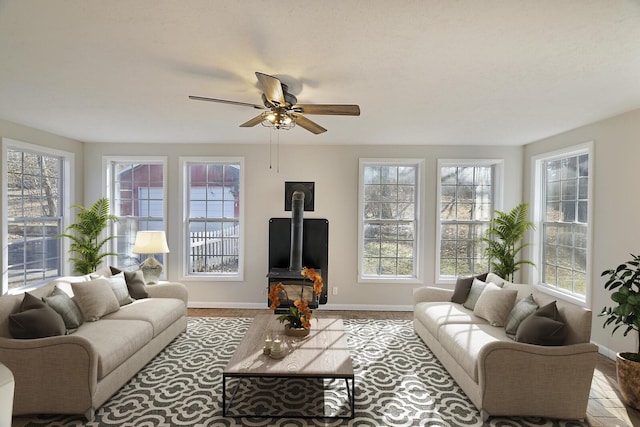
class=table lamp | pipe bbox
[132,231,170,284]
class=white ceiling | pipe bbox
[1,0,640,146]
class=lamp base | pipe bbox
[140,255,163,284]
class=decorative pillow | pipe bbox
[9,292,66,339]
[463,278,488,310]
[43,286,84,331]
[72,278,120,321]
[472,282,518,326]
[451,272,488,304]
[110,266,148,299]
[106,272,134,306]
[504,293,538,337]
[515,301,566,346]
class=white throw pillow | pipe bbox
[463,278,488,310]
[473,282,518,327]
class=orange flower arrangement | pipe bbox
[268,267,324,330]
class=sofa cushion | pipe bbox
[463,278,488,310]
[451,273,488,304]
[472,282,518,327]
[9,293,66,339]
[73,319,154,379]
[414,301,487,337]
[516,301,567,346]
[105,272,134,306]
[438,322,508,381]
[110,266,149,299]
[104,298,187,337]
[43,286,84,331]
[72,278,120,321]
[504,293,538,337]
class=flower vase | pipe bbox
[285,324,310,337]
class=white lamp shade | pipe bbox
[132,231,170,254]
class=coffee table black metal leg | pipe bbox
[345,377,355,418]
[223,375,244,416]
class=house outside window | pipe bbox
[532,143,592,303]
[358,159,422,282]
[181,158,243,280]
[436,160,503,282]
[3,140,71,292]
[106,158,167,272]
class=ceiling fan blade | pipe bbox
[294,115,327,134]
[255,72,285,107]
[239,114,265,128]
[189,95,263,109]
[295,104,360,116]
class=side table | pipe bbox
[0,362,14,427]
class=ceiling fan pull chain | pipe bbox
[269,129,273,170]
[277,130,280,173]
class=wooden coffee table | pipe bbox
[222,314,355,419]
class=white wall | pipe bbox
[522,108,640,356]
[83,142,523,310]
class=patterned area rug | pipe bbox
[23,317,588,426]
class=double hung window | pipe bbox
[437,160,502,281]
[359,159,421,281]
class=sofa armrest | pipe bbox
[477,341,598,419]
[0,335,99,415]
[412,286,454,305]
[146,282,188,306]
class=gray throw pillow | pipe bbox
[72,278,120,321]
[110,266,148,299]
[463,278,488,310]
[515,301,566,346]
[505,293,538,337]
[43,286,84,331]
[451,272,488,304]
[107,272,134,306]
[9,292,66,339]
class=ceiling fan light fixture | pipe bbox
[261,110,296,130]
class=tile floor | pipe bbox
[189,308,640,426]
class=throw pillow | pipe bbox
[72,277,120,321]
[515,301,567,346]
[110,266,149,299]
[473,282,518,326]
[43,286,84,330]
[106,272,134,306]
[9,292,66,339]
[451,272,488,304]
[463,278,488,311]
[504,293,538,337]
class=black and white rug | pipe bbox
[22,317,588,426]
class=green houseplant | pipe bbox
[480,203,535,282]
[59,197,119,274]
[600,254,640,409]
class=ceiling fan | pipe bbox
[189,72,360,134]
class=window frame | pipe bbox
[530,142,593,307]
[179,156,245,282]
[2,138,74,294]
[104,156,168,275]
[435,159,504,284]
[357,158,424,284]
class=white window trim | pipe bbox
[179,156,245,282]
[530,141,593,308]
[435,159,504,285]
[103,156,168,276]
[357,158,424,284]
[2,138,74,294]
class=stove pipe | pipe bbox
[289,190,304,271]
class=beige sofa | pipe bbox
[413,274,598,421]
[0,270,188,421]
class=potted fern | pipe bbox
[599,254,640,410]
[59,197,119,274]
[480,203,535,282]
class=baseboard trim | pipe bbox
[187,301,413,312]
[596,343,618,361]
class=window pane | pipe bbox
[438,162,496,279]
[360,161,418,279]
